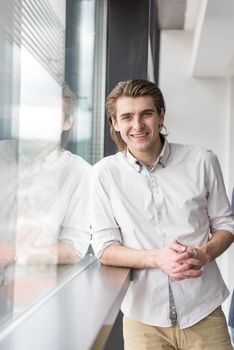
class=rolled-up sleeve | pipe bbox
[91,165,123,259]
[60,163,91,258]
[205,150,234,234]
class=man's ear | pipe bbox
[112,118,120,132]
[159,108,164,124]
[63,116,74,131]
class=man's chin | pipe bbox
[130,141,150,150]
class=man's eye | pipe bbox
[143,112,153,117]
[121,115,131,120]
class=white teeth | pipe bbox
[132,133,147,137]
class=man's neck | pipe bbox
[19,141,57,162]
[129,140,164,167]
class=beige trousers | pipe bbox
[123,307,233,350]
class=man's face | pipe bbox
[61,100,74,131]
[112,96,164,159]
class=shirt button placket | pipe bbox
[151,173,166,239]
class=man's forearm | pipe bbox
[54,242,81,264]
[21,242,81,265]
[201,230,234,263]
[0,240,16,266]
[100,241,202,280]
[100,244,152,269]
[177,230,234,270]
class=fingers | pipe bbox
[175,246,201,263]
[171,268,202,281]
[171,257,203,275]
[175,251,190,262]
[169,241,187,254]
[171,241,199,258]
[159,241,205,281]
[182,258,202,267]
[186,247,198,258]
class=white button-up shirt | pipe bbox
[0,140,91,263]
[92,139,234,329]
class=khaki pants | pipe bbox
[123,307,233,350]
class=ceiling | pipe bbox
[157,0,200,30]
[191,0,234,77]
[157,0,234,77]
[157,0,186,30]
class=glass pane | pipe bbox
[0,0,106,330]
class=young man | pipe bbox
[0,83,90,271]
[92,79,234,349]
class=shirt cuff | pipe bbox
[91,228,123,259]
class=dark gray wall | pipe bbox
[104,0,150,156]
[104,1,160,349]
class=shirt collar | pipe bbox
[125,137,170,173]
[157,138,170,167]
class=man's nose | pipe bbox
[132,117,143,130]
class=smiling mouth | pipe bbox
[131,132,149,138]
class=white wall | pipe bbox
[159,29,234,316]
[159,30,231,186]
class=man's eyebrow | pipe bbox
[118,112,132,118]
[140,108,155,113]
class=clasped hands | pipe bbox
[157,240,209,281]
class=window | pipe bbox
[0,0,107,329]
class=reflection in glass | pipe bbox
[15,47,91,267]
[65,0,106,164]
[0,0,94,331]
[0,0,21,327]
